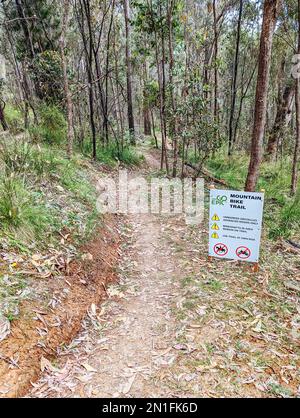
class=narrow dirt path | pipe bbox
[27,150,188,398]
[27,148,300,398]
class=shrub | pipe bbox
[4,104,24,134]
[30,50,64,104]
[0,138,57,178]
[269,189,300,239]
[81,139,143,166]
[0,173,60,241]
[29,105,66,144]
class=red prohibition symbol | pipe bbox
[236,246,251,259]
[213,243,228,256]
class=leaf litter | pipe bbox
[24,151,300,398]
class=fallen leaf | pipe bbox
[81,363,98,373]
[122,374,136,394]
[0,315,10,342]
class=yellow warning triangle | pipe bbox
[211,223,219,230]
[211,232,219,239]
[212,214,220,221]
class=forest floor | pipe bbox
[25,147,300,399]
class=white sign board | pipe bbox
[209,189,264,263]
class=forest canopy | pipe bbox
[0,0,299,237]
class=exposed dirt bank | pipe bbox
[0,215,120,398]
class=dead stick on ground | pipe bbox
[184,162,227,186]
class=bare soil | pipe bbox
[0,215,120,397]
[26,149,300,398]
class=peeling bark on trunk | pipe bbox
[245,0,281,192]
[0,100,8,131]
[265,83,295,161]
[291,0,300,195]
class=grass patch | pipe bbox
[5,104,24,134]
[81,140,143,167]
[0,138,99,250]
[29,105,67,145]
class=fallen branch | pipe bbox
[184,162,228,186]
[286,239,300,250]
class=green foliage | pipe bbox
[0,139,58,178]
[3,1,60,61]
[0,174,56,235]
[143,80,159,108]
[175,75,223,167]
[4,104,24,134]
[81,139,143,167]
[31,51,64,103]
[269,189,300,240]
[0,138,99,250]
[30,105,66,144]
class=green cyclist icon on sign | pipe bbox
[212,195,227,205]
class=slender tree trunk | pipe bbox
[160,2,169,173]
[291,0,300,195]
[228,0,243,156]
[233,60,257,144]
[167,0,178,177]
[77,0,97,159]
[151,109,158,148]
[265,83,295,160]
[245,0,281,192]
[212,0,219,133]
[113,22,125,141]
[104,0,115,145]
[60,0,74,159]
[123,0,135,144]
[143,62,151,136]
[0,100,8,131]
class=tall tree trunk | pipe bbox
[104,0,115,145]
[160,2,169,173]
[265,83,295,160]
[233,60,257,144]
[143,62,151,136]
[167,0,178,177]
[77,0,97,159]
[245,0,281,192]
[113,21,125,142]
[291,0,300,195]
[228,0,243,156]
[212,0,219,134]
[0,100,8,131]
[123,0,135,144]
[151,109,158,148]
[60,0,74,159]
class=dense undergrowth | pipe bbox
[0,138,98,249]
[80,139,144,167]
[0,137,100,321]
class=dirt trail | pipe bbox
[26,148,300,398]
[27,149,188,398]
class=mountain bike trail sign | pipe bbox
[209,188,264,263]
